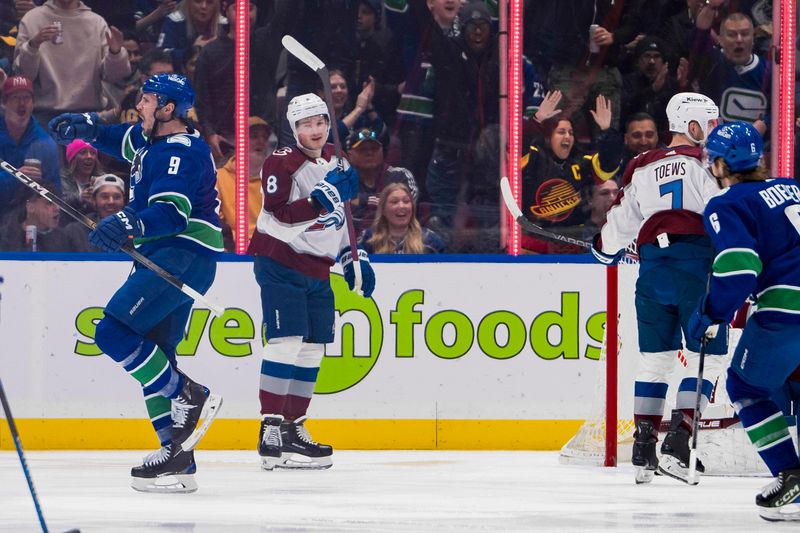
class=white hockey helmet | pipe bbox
[287,93,330,144]
[666,92,719,145]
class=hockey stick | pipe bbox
[0,380,81,533]
[500,176,593,249]
[687,324,718,485]
[500,176,641,261]
[281,35,363,293]
[0,160,224,317]
[0,378,49,532]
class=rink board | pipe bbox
[0,255,622,450]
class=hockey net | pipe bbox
[559,259,796,476]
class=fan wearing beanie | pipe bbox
[60,139,105,213]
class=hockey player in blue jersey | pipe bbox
[687,121,800,521]
[48,74,223,493]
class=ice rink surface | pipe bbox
[0,450,784,532]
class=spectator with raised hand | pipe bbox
[520,91,621,254]
[693,5,770,134]
[62,173,126,252]
[360,182,445,255]
[526,0,644,138]
[135,0,178,44]
[321,70,386,147]
[0,75,61,214]
[99,30,143,123]
[60,139,105,214]
[157,0,224,66]
[622,36,683,134]
[215,116,272,251]
[13,0,131,125]
[13,0,42,20]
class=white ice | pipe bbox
[0,450,779,532]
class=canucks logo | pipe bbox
[131,151,144,185]
[529,178,582,222]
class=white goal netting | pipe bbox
[559,262,797,476]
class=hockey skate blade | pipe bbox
[131,473,198,494]
[180,394,223,452]
[634,466,655,484]
[261,455,282,471]
[275,454,333,470]
[658,456,696,485]
[759,504,800,522]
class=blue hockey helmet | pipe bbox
[705,121,763,172]
[141,73,195,119]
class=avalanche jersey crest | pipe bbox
[529,178,582,222]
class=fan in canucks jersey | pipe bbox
[688,121,800,522]
[48,74,223,493]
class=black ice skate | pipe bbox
[258,414,284,471]
[277,416,333,470]
[131,443,197,493]
[658,409,704,484]
[171,376,223,452]
[632,419,658,484]
[757,468,800,521]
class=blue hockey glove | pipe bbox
[590,233,625,265]
[316,203,345,230]
[48,112,100,145]
[310,166,359,214]
[687,295,721,344]
[340,248,376,297]
[89,207,143,252]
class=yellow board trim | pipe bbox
[0,419,583,451]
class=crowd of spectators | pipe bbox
[0,0,784,255]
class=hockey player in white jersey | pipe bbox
[247,93,376,470]
[592,93,728,484]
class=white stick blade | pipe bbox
[281,35,325,71]
[500,176,524,219]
